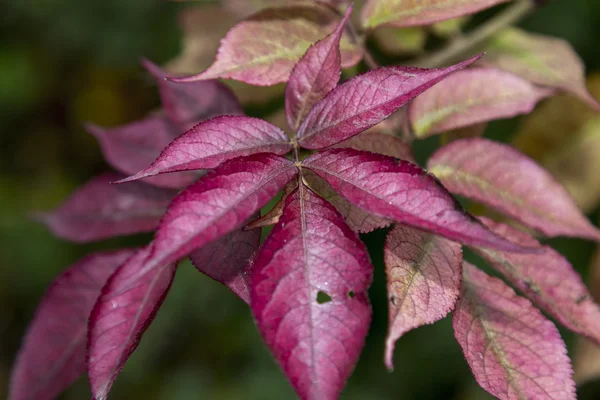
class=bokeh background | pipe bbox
[2,0,600,399]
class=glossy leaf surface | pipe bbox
[88,247,177,400]
[117,116,292,184]
[409,68,552,137]
[9,250,135,400]
[303,148,532,251]
[384,225,462,370]
[428,138,600,240]
[37,173,177,242]
[453,262,576,400]
[252,185,372,400]
[170,5,362,86]
[297,55,481,149]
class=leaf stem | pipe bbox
[410,0,535,68]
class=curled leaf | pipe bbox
[245,181,298,230]
[251,184,372,400]
[427,138,600,240]
[9,250,136,400]
[409,68,552,138]
[453,262,576,400]
[384,225,462,370]
[297,55,481,149]
[37,173,177,243]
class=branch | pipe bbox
[410,0,535,68]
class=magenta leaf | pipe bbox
[453,262,576,400]
[169,4,363,86]
[142,59,242,131]
[149,153,297,269]
[409,68,553,138]
[88,246,177,400]
[9,250,135,400]
[189,220,261,304]
[36,173,177,242]
[302,148,534,252]
[473,217,600,344]
[245,181,298,230]
[117,116,292,184]
[297,55,481,149]
[427,138,600,240]
[284,6,351,131]
[384,225,462,370]
[251,183,373,400]
[87,117,199,188]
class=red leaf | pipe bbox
[36,173,176,242]
[302,148,534,251]
[409,68,553,138]
[297,55,481,149]
[384,225,462,370]
[427,138,600,240]
[117,116,292,184]
[453,262,576,400]
[474,217,600,345]
[87,117,199,188]
[189,222,261,304]
[142,59,242,130]
[251,183,372,400]
[88,247,177,400]
[9,250,135,400]
[285,6,351,130]
[149,153,297,268]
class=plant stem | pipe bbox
[410,0,535,68]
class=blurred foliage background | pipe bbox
[2,0,600,399]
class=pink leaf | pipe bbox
[87,117,199,188]
[302,148,534,251]
[384,225,462,370]
[251,183,372,400]
[142,59,243,130]
[9,250,136,400]
[36,173,176,243]
[332,130,414,161]
[189,221,261,304]
[297,55,481,149]
[245,181,298,230]
[453,262,576,400]
[116,116,292,184]
[409,68,553,138]
[88,246,177,400]
[169,5,363,86]
[284,6,351,130]
[427,138,600,240]
[361,0,510,29]
[149,153,297,268]
[473,217,600,345]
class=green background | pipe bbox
[1,0,600,399]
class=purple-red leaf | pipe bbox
[149,153,297,269]
[384,225,462,370]
[332,130,414,161]
[169,5,363,86]
[453,262,576,400]
[117,116,292,184]
[252,184,372,400]
[189,221,261,304]
[88,117,198,188]
[88,247,177,400]
[245,181,298,230]
[473,217,600,345]
[285,6,351,131]
[302,148,533,251]
[9,250,136,400]
[142,59,242,130]
[427,138,600,241]
[297,55,481,149]
[36,173,177,242]
[409,68,553,138]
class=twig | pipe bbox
[410,0,535,68]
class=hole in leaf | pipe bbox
[316,291,332,304]
[347,290,355,298]
[390,296,397,306]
